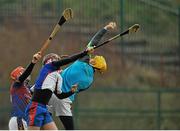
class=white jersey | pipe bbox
[34,63,62,93]
[41,71,62,93]
[31,71,62,94]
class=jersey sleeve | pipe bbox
[87,28,107,47]
[80,28,107,62]
[54,91,74,99]
[18,62,35,83]
[52,51,88,69]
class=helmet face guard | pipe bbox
[10,66,25,80]
[42,53,60,65]
[90,56,107,73]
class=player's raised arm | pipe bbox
[18,52,41,83]
[52,47,94,68]
[54,84,78,99]
[87,22,116,47]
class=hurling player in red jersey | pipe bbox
[8,52,41,130]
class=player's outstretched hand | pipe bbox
[32,52,42,64]
[71,83,78,93]
[86,46,95,54]
[104,22,116,31]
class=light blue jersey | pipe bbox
[60,60,94,101]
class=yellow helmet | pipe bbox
[90,55,107,73]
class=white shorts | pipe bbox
[48,94,73,116]
[8,116,27,130]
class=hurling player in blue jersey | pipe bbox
[25,46,94,130]
[48,22,116,130]
[8,52,41,130]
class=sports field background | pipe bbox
[0,0,180,129]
